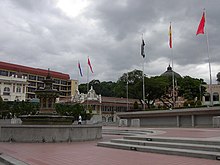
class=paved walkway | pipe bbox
[0,127,220,165]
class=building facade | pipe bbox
[0,61,78,100]
[0,75,28,101]
[203,84,220,105]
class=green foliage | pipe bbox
[79,80,117,97]
[55,103,91,120]
[78,84,87,94]
[144,76,170,108]
[178,76,206,100]
[183,100,195,107]
[77,69,208,110]
[0,101,39,118]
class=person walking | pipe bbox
[78,115,82,125]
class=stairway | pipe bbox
[97,136,220,160]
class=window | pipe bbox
[60,86,67,90]
[9,72,16,76]
[16,87,21,93]
[61,80,67,85]
[0,70,8,76]
[37,76,44,81]
[53,85,59,91]
[29,82,36,87]
[28,75,36,80]
[13,85,15,92]
[213,92,219,101]
[54,79,60,84]
[205,93,210,101]
[28,88,36,93]
[37,82,44,88]
[3,87,10,95]
[48,98,52,108]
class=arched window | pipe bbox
[204,93,210,101]
[3,87,10,95]
[213,92,219,101]
[4,87,10,92]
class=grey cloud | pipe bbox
[0,0,220,83]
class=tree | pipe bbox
[79,80,116,97]
[115,69,143,99]
[144,76,169,108]
[55,103,90,120]
[178,76,206,101]
[78,83,87,94]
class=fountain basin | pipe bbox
[20,115,74,125]
[0,124,102,142]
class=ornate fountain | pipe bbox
[20,69,74,125]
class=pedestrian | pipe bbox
[78,115,82,125]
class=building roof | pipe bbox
[0,61,70,80]
[160,65,181,78]
[102,96,140,104]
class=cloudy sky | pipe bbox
[0,0,220,84]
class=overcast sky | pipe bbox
[0,0,220,84]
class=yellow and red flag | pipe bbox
[169,23,172,48]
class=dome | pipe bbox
[160,65,181,78]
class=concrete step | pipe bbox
[102,129,154,136]
[97,141,220,160]
[111,139,220,152]
[123,136,220,146]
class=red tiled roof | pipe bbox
[0,61,70,80]
[101,96,141,104]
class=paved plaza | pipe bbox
[0,127,220,165]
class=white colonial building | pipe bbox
[0,75,28,101]
[203,84,220,106]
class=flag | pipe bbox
[78,61,83,77]
[88,57,93,73]
[169,23,172,48]
[141,39,145,58]
[196,11,205,35]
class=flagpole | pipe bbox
[141,34,145,110]
[126,72,129,111]
[204,9,213,106]
[171,47,175,108]
[169,22,175,108]
[142,57,145,110]
[87,57,89,110]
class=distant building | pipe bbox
[59,86,142,123]
[0,61,78,101]
[160,65,181,78]
[202,72,220,106]
[0,75,28,101]
[203,84,220,106]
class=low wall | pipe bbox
[117,107,220,128]
[0,124,102,142]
